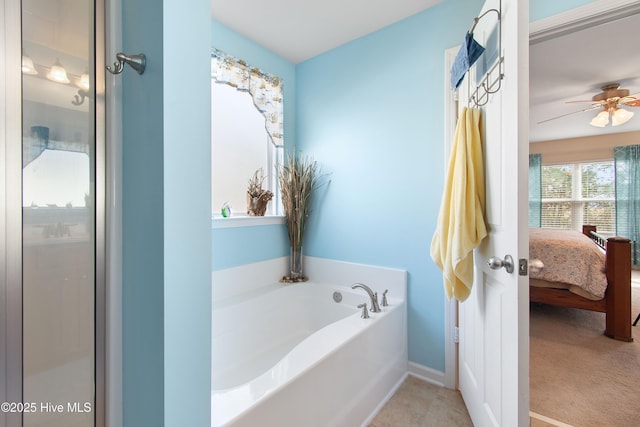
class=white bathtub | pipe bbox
[211,257,407,427]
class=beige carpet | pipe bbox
[530,272,640,427]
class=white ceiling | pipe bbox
[530,12,640,142]
[23,0,90,59]
[212,1,640,143]
[211,0,443,64]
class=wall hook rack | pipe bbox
[467,4,503,107]
[106,52,146,75]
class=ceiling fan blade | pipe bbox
[565,100,603,105]
[536,105,601,124]
[619,95,640,107]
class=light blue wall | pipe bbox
[211,21,295,270]
[163,0,211,426]
[212,224,290,270]
[122,0,164,424]
[122,0,211,425]
[530,0,598,22]
[295,0,484,371]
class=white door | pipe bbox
[457,0,529,426]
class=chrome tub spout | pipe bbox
[351,283,381,313]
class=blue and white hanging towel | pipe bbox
[450,32,485,89]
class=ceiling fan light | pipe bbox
[611,108,634,126]
[589,110,609,127]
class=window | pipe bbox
[541,161,616,234]
[23,148,90,207]
[211,49,283,218]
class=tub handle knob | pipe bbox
[357,303,370,319]
[381,289,389,307]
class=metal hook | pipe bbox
[72,89,90,106]
[106,52,146,75]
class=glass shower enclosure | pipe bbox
[17,0,104,425]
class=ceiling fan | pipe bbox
[538,83,640,127]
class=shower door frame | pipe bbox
[1,0,107,425]
[1,0,24,423]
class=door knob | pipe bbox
[487,255,514,273]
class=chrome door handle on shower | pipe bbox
[106,52,146,75]
[487,255,514,273]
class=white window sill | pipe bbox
[212,215,285,229]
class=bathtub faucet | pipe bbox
[351,283,381,313]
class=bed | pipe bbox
[529,225,633,342]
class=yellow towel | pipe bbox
[430,107,487,301]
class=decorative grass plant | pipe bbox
[279,150,321,282]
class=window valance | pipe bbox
[211,49,284,147]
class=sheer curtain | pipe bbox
[529,153,542,228]
[614,145,640,266]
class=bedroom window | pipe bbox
[541,161,616,234]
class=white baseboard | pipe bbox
[360,372,408,427]
[407,361,446,388]
[530,411,575,427]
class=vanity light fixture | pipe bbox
[47,58,70,84]
[78,71,90,91]
[22,53,92,106]
[22,53,38,75]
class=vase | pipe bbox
[289,246,305,281]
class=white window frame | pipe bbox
[541,161,615,233]
[211,50,284,224]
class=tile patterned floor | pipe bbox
[371,375,573,427]
[369,375,472,427]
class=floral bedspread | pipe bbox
[529,228,607,299]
